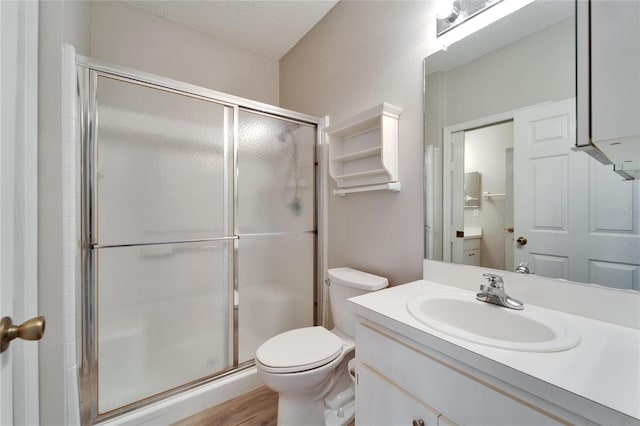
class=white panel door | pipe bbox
[1,1,40,423]
[585,159,640,290]
[514,98,640,288]
[443,131,465,263]
[514,99,576,279]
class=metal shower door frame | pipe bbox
[76,56,324,424]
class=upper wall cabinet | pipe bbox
[326,103,403,195]
[575,0,640,179]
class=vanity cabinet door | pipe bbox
[356,362,442,426]
[462,239,480,266]
[357,321,568,426]
[462,248,480,266]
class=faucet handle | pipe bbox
[482,273,504,289]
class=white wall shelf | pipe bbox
[332,168,389,180]
[331,146,382,163]
[333,182,401,197]
[326,103,403,193]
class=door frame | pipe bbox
[0,0,40,423]
[442,110,516,264]
[441,103,550,267]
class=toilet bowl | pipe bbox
[255,268,388,426]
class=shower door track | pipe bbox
[76,56,325,425]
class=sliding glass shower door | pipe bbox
[81,67,318,420]
[236,110,316,363]
[91,75,234,413]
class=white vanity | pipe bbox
[462,227,482,267]
[349,261,640,425]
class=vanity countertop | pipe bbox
[463,227,482,239]
[349,280,640,423]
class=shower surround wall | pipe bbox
[71,55,321,424]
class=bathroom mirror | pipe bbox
[424,0,640,291]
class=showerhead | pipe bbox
[278,122,299,143]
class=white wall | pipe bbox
[90,1,279,105]
[280,1,433,285]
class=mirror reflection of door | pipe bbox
[464,122,513,270]
[445,98,639,287]
[514,98,639,286]
[446,122,514,269]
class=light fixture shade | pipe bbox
[436,0,460,22]
[436,0,503,37]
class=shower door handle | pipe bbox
[0,316,46,353]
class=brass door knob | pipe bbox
[506,226,514,233]
[0,316,46,353]
[516,236,528,246]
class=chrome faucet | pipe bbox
[515,262,531,274]
[476,273,524,310]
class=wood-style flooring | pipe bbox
[174,386,278,426]
[173,386,356,426]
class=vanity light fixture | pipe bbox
[436,0,503,37]
[437,0,461,23]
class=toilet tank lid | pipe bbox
[327,267,388,291]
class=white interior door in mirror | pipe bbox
[514,98,640,289]
[443,131,465,263]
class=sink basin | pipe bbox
[407,294,580,352]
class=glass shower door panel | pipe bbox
[238,233,315,363]
[237,110,316,234]
[96,241,232,413]
[94,75,231,245]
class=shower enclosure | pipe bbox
[76,58,321,423]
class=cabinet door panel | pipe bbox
[356,362,440,426]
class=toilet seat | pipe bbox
[256,326,343,374]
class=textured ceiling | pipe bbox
[123,0,339,60]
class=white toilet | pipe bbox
[255,267,388,426]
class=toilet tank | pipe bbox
[328,267,388,338]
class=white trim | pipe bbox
[0,2,18,423]
[62,44,81,426]
[21,2,40,424]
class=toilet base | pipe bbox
[276,385,354,426]
[324,387,355,426]
[269,355,356,426]
[277,393,326,426]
